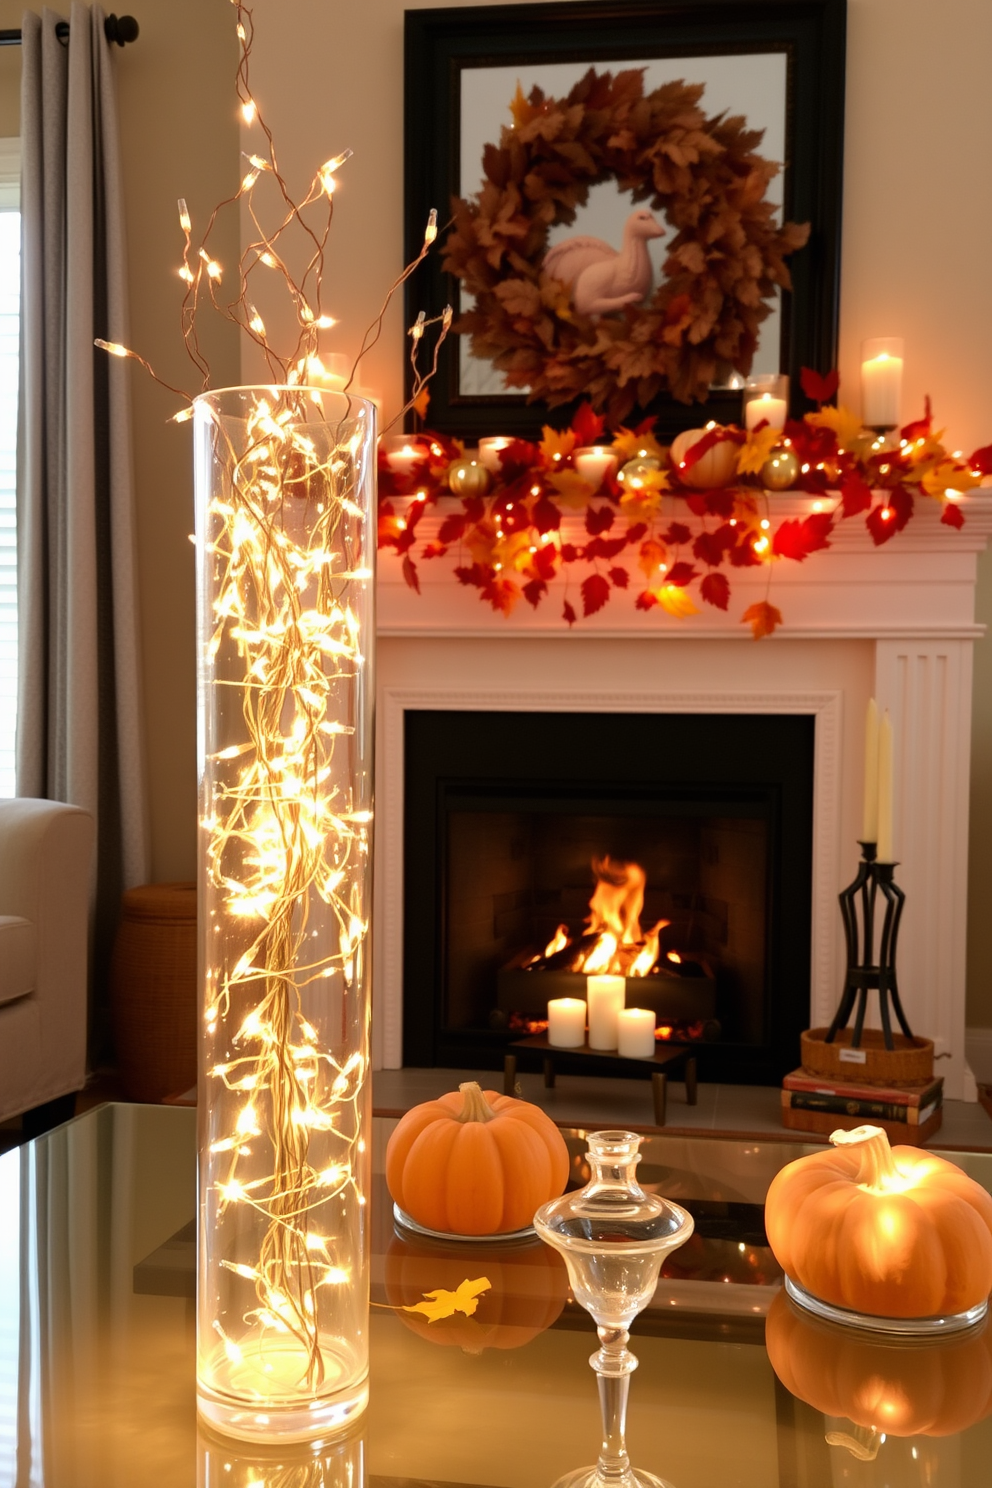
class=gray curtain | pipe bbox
[16,5,148,1055]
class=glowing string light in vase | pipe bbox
[194,384,375,1444]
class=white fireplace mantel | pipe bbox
[374,492,992,1098]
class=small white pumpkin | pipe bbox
[670,427,739,489]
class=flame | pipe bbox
[577,857,669,976]
[545,924,569,957]
[667,951,682,965]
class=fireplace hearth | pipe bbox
[404,709,814,1084]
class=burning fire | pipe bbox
[527,856,671,978]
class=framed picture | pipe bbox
[404,0,846,438]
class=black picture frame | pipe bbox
[404,0,846,440]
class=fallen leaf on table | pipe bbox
[401,1276,492,1324]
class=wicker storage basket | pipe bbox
[801,1027,934,1087]
[110,882,197,1102]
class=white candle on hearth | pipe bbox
[876,709,894,862]
[861,340,904,430]
[547,997,586,1049]
[478,436,512,474]
[744,392,788,432]
[618,1008,656,1059]
[587,975,625,1050]
[863,697,879,843]
[573,446,618,490]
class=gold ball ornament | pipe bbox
[669,427,739,489]
[618,456,662,489]
[760,449,800,491]
[447,457,491,498]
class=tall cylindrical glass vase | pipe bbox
[193,387,375,1443]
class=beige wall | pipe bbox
[4,1,992,1023]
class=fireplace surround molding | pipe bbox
[375,494,992,1100]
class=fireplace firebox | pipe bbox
[404,711,814,1084]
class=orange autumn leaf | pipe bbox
[806,404,863,452]
[401,1276,492,1324]
[549,469,595,509]
[638,537,668,581]
[742,601,783,639]
[411,384,431,420]
[509,82,540,130]
[657,584,699,618]
[540,425,577,466]
[611,426,665,464]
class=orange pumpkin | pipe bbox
[385,1081,569,1235]
[669,427,739,489]
[384,1231,568,1352]
[766,1289,992,1438]
[765,1125,992,1319]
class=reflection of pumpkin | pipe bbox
[669,428,739,489]
[765,1125,992,1318]
[766,1289,992,1438]
[384,1231,569,1352]
[385,1081,570,1235]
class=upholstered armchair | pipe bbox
[0,798,95,1123]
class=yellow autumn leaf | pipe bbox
[806,404,864,452]
[657,585,699,618]
[400,1276,492,1324]
[540,425,577,465]
[619,488,663,522]
[736,425,780,476]
[550,470,596,509]
[611,427,665,464]
[494,530,535,573]
[920,460,982,498]
[638,537,668,582]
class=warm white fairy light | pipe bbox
[201,387,371,1395]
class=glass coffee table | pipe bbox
[1,1102,990,1486]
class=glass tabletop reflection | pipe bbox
[0,1102,990,1487]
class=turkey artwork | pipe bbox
[543,208,664,317]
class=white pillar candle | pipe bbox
[744,392,788,431]
[618,1008,656,1059]
[876,709,895,862]
[573,446,618,489]
[861,339,904,429]
[478,436,512,474]
[587,975,625,1050]
[547,998,587,1049]
[863,697,879,843]
[381,434,428,478]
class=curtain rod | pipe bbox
[0,13,139,48]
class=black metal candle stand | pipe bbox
[824,840,913,1052]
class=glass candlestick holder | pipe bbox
[534,1131,694,1488]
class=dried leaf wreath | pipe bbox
[442,67,811,421]
[379,371,992,639]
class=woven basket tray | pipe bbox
[801,1027,934,1087]
[110,882,197,1103]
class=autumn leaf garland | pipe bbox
[378,385,990,639]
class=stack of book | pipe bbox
[780,1068,943,1145]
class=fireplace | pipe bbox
[403,710,814,1084]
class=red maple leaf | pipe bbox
[609,566,630,589]
[663,521,693,545]
[585,535,628,560]
[437,512,468,545]
[585,504,615,536]
[866,485,914,546]
[700,572,730,610]
[483,575,521,615]
[742,601,783,640]
[532,543,558,580]
[532,494,562,533]
[729,538,762,568]
[968,443,992,476]
[633,415,658,435]
[800,367,840,405]
[666,561,698,588]
[421,541,447,559]
[571,402,606,446]
[454,563,488,590]
[840,473,872,518]
[581,572,611,616]
[402,555,421,594]
[635,590,659,611]
[563,600,577,626]
[523,578,548,607]
[626,522,647,543]
[941,502,965,530]
[772,512,834,562]
[559,543,580,563]
[693,523,736,567]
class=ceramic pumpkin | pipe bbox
[385,1081,570,1235]
[669,427,739,489]
[766,1289,992,1439]
[765,1125,992,1319]
[384,1231,568,1352]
